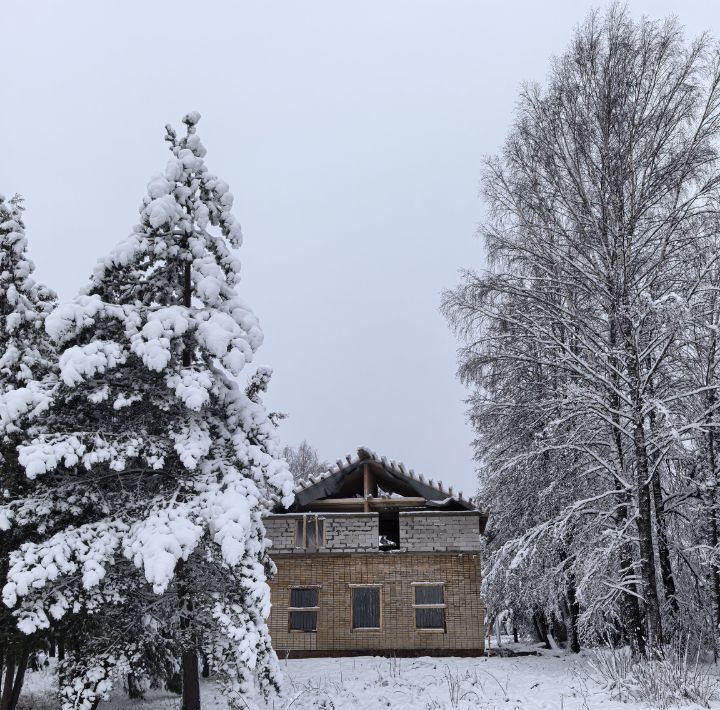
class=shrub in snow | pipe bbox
[589,640,720,709]
[0,115,293,709]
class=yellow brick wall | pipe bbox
[268,553,485,655]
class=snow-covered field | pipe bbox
[15,651,720,710]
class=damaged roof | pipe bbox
[282,446,480,514]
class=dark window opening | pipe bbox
[288,586,319,632]
[413,584,446,631]
[416,608,445,629]
[290,587,319,607]
[415,585,443,605]
[351,586,381,629]
[378,511,400,551]
[289,610,317,632]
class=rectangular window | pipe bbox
[294,516,325,550]
[413,583,446,631]
[378,511,400,550]
[351,585,381,629]
[306,517,324,550]
[288,586,319,632]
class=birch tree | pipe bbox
[282,440,328,482]
[444,6,720,654]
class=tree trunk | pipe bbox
[564,588,581,653]
[623,337,663,651]
[704,378,720,642]
[651,465,678,614]
[709,486,720,631]
[128,672,144,699]
[608,316,646,656]
[9,649,29,710]
[182,260,192,366]
[0,654,16,710]
[609,432,646,655]
[645,373,679,617]
[557,546,581,653]
[178,238,200,710]
[182,650,201,710]
[532,611,551,649]
[201,654,210,679]
[632,410,663,650]
[57,637,66,691]
[177,561,201,710]
[0,644,5,700]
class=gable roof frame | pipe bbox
[286,446,478,513]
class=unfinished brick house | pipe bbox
[264,447,488,657]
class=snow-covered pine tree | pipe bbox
[0,193,56,709]
[0,114,294,710]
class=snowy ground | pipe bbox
[15,651,720,709]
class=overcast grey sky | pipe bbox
[2,1,718,494]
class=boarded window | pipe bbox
[294,516,324,550]
[290,588,319,607]
[415,585,444,605]
[289,610,317,632]
[413,584,446,631]
[351,586,381,629]
[288,586,319,632]
[415,607,445,628]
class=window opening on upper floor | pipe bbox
[378,510,400,551]
[294,515,325,550]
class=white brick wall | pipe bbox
[265,510,482,554]
[399,512,482,552]
[265,513,380,554]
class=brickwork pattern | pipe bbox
[265,513,380,554]
[267,553,484,654]
[399,512,482,552]
[324,514,378,551]
[264,515,296,550]
[265,511,483,555]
